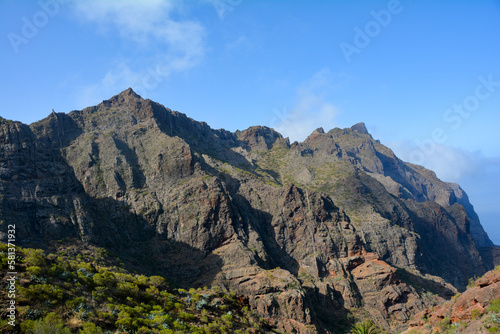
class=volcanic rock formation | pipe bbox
[0,88,497,333]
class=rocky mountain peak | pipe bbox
[117,87,142,99]
[236,125,289,150]
[0,116,14,125]
[104,87,144,107]
[350,122,371,136]
[312,127,325,134]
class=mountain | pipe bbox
[0,88,498,333]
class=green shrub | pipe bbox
[137,327,151,334]
[93,271,116,287]
[26,266,44,276]
[148,275,167,287]
[223,291,237,303]
[20,283,64,302]
[66,297,86,312]
[145,285,160,299]
[489,299,500,313]
[21,312,71,334]
[115,316,134,331]
[179,311,196,322]
[439,317,452,331]
[79,322,103,334]
[221,313,234,328]
[471,308,483,320]
[350,320,381,334]
[468,276,478,288]
[48,263,65,276]
[173,320,186,330]
[23,248,46,267]
[117,281,139,297]
[7,245,273,333]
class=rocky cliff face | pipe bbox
[0,88,497,333]
[402,268,500,334]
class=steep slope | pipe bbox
[0,243,277,334]
[269,124,489,287]
[402,268,500,334]
[0,88,496,333]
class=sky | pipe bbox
[1,0,499,244]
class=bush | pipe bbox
[26,266,44,276]
[79,322,103,334]
[115,316,134,331]
[439,317,452,331]
[471,308,483,320]
[93,271,116,287]
[21,312,71,334]
[221,313,234,328]
[136,274,149,287]
[117,281,139,298]
[8,244,273,333]
[66,297,86,312]
[196,299,208,310]
[23,248,46,267]
[58,270,72,281]
[77,267,95,279]
[145,285,160,299]
[223,291,237,303]
[48,263,65,276]
[489,299,500,313]
[468,276,478,288]
[25,308,45,320]
[178,312,196,322]
[20,283,64,302]
[350,320,381,334]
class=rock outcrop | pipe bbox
[0,89,497,333]
[403,269,500,334]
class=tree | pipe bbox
[350,321,381,334]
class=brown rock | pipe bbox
[402,270,500,334]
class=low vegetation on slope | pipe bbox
[403,267,500,334]
[0,242,278,334]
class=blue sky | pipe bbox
[1,0,499,244]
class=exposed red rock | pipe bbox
[403,269,500,334]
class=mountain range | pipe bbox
[1,88,498,333]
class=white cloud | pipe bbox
[74,0,174,39]
[390,140,500,243]
[72,0,205,106]
[390,140,482,182]
[270,68,340,142]
[76,61,142,107]
[203,0,242,20]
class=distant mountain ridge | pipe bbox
[0,88,497,333]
